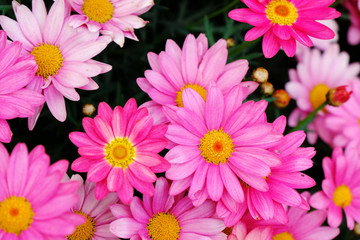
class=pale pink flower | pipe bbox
[0,30,44,143]
[66,174,119,240]
[0,143,84,238]
[69,100,170,204]
[68,0,154,47]
[137,33,257,124]
[0,0,112,129]
[285,44,360,144]
[344,0,360,45]
[109,177,227,239]
[228,0,341,58]
[310,147,360,230]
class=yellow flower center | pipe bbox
[30,43,64,79]
[309,84,330,110]
[0,196,35,235]
[105,137,135,168]
[175,84,207,107]
[82,0,114,23]
[333,184,352,208]
[146,212,181,240]
[67,211,96,240]
[199,129,234,165]
[273,232,295,240]
[266,0,298,26]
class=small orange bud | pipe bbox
[273,89,291,108]
[226,38,235,48]
[261,82,274,96]
[326,86,352,107]
[82,104,96,116]
[252,67,269,83]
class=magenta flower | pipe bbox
[137,33,256,124]
[69,100,170,204]
[67,174,119,240]
[310,147,360,230]
[0,30,44,143]
[109,177,227,239]
[0,0,112,128]
[228,0,341,58]
[0,143,84,238]
[68,0,154,47]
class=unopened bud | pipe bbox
[82,104,96,116]
[355,223,360,235]
[226,38,235,48]
[326,86,352,107]
[273,89,291,108]
[252,67,269,83]
[261,82,274,96]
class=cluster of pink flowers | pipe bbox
[1,0,359,239]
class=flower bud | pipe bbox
[326,86,352,107]
[260,82,274,96]
[82,104,96,116]
[252,67,269,83]
[273,89,291,108]
[355,223,360,235]
[226,38,235,48]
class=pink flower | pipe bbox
[285,44,360,144]
[0,30,44,143]
[0,143,84,238]
[137,33,256,125]
[69,100,170,204]
[228,0,341,58]
[0,0,112,129]
[310,147,360,230]
[67,0,154,47]
[66,174,119,240]
[109,177,227,239]
[344,0,360,45]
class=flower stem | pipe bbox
[290,101,327,132]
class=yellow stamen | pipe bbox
[273,232,295,240]
[146,212,181,240]
[175,83,207,107]
[105,138,135,168]
[309,84,330,110]
[333,184,352,208]
[67,211,96,240]
[30,43,64,79]
[82,0,114,23]
[0,196,35,235]
[266,0,298,26]
[199,128,234,165]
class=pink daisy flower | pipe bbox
[69,100,170,204]
[285,44,360,144]
[310,147,360,230]
[137,33,256,124]
[0,0,112,129]
[344,0,360,45]
[67,0,154,47]
[109,177,227,239]
[228,0,341,58]
[66,174,119,240]
[217,116,315,226]
[0,30,44,143]
[0,143,84,238]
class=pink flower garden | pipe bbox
[0,0,360,239]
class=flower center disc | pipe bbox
[199,129,234,165]
[0,196,35,235]
[333,184,352,208]
[266,0,298,25]
[30,43,64,79]
[175,83,207,107]
[67,211,96,240]
[146,212,181,240]
[309,84,330,110]
[105,138,135,168]
[82,0,114,23]
[273,231,295,240]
